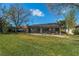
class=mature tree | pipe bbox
[46,3,77,34]
[65,9,76,33]
[57,9,76,34]
[8,4,30,32]
[46,3,77,15]
[0,4,9,33]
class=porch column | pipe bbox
[59,28,61,35]
[40,28,43,33]
[31,28,33,33]
[53,28,55,33]
[49,28,52,33]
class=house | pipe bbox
[13,23,76,35]
[28,23,61,34]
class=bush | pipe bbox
[73,29,79,35]
[2,20,9,34]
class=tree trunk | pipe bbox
[14,27,18,33]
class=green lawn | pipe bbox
[0,33,79,56]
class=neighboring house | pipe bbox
[75,25,79,29]
[16,26,28,32]
[8,26,28,32]
[64,25,79,35]
[65,29,74,35]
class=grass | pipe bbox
[0,33,79,56]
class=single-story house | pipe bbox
[13,23,78,35]
[28,23,61,34]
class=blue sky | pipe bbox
[22,3,79,25]
[22,3,58,25]
[2,3,79,25]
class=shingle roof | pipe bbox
[29,23,60,28]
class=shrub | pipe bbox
[2,20,9,34]
[73,29,79,35]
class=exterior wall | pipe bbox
[65,29,74,35]
[28,27,60,34]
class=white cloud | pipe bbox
[30,9,44,17]
[58,18,63,21]
[62,10,66,14]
